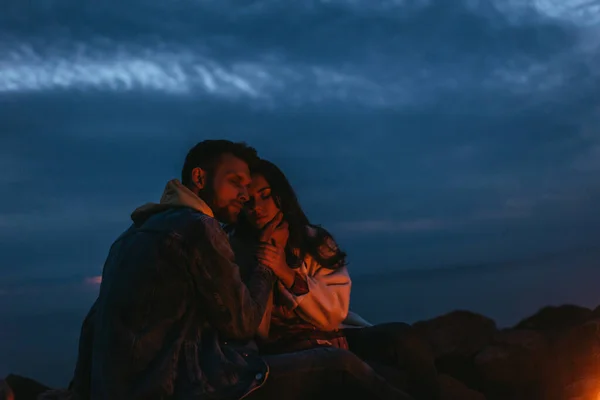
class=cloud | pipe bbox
[1,0,599,278]
[0,44,263,96]
[472,200,533,221]
[531,0,600,25]
[0,40,593,111]
[571,109,600,172]
[335,218,449,234]
[1,0,598,111]
[572,145,600,172]
[334,201,533,235]
[0,277,101,309]
[0,153,32,185]
[0,42,425,108]
[0,200,127,236]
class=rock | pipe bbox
[474,329,549,399]
[438,374,486,400]
[413,311,496,390]
[0,379,15,400]
[3,375,50,400]
[542,318,600,400]
[435,355,482,392]
[9,303,600,400]
[413,310,497,359]
[514,305,592,333]
[562,377,600,400]
[36,389,75,400]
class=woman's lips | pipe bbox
[253,213,268,222]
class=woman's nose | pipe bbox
[245,198,258,211]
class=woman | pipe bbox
[230,159,440,400]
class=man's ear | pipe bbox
[190,167,207,190]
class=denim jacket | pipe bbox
[70,200,275,400]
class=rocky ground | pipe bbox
[415,304,600,400]
[2,304,600,400]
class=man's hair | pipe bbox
[181,140,259,186]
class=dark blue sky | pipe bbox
[2,0,600,384]
[1,0,600,303]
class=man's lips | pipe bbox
[230,202,243,210]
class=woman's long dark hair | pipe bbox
[236,159,347,270]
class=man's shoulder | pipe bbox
[135,207,229,255]
[169,207,225,242]
[158,207,218,230]
[166,206,211,220]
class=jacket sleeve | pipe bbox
[69,300,97,397]
[276,232,350,331]
[189,216,276,341]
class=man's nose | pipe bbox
[239,187,249,203]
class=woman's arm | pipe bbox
[277,261,351,331]
[258,226,352,331]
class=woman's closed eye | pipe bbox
[260,190,272,200]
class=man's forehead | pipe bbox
[216,153,251,176]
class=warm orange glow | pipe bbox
[0,379,14,400]
[84,276,102,285]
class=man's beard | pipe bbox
[199,186,241,224]
[212,202,240,225]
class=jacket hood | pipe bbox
[131,179,214,225]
